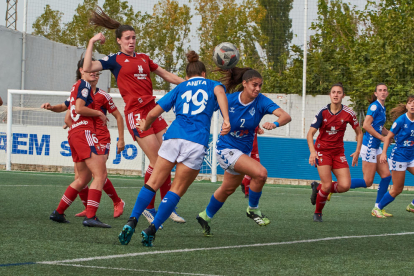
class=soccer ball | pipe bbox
[213,42,240,70]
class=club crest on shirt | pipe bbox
[249,107,255,116]
[341,119,344,124]
[81,88,89,98]
[370,105,377,111]
[392,122,397,129]
[230,107,235,113]
[324,119,328,122]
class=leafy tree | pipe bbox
[32,5,63,41]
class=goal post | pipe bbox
[5,89,219,181]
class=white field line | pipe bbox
[41,263,222,276]
[38,231,414,265]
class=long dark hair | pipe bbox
[217,67,262,93]
[368,83,387,104]
[390,95,414,121]
[186,51,206,78]
[89,6,135,40]
[76,54,95,81]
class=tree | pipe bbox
[259,0,293,73]
[32,5,63,41]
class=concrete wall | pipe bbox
[0,26,111,104]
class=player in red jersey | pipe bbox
[307,83,363,222]
[83,7,186,225]
[42,61,126,219]
[240,126,263,198]
[49,58,111,228]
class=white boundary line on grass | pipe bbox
[38,231,414,265]
[45,263,222,276]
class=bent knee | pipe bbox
[253,169,267,184]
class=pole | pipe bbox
[301,0,308,138]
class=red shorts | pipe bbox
[96,131,110,155]
[68,130,106,162]
[125,100,168,140]
[316,149,349,169]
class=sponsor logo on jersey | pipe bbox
[327,126,338,135]
[125,59,130,62]
[324,119,327,122]
[249,107,255,116]
[230,107,235,113]
[138,97,143,103]
[138,65,144,73]
[81,88,89,98]
[70,120,88,130]
[134,65,147,80]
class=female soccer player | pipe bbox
[240,126,263,198]
[353,84,392,217]
[308,83,363,222]
[196,68,291,236]
[118,51,230,247]
[374,96,414,217]
[83,7,186,224]
[49,58,110,228]
[42,62,126,219]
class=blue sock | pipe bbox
[375,176,391,205]
[411,199,414,205]
[205,195,224,218]
[248,188,262,208]
[378,192,395,210]
[350,178,366,189]
[130,186,155,220]
[152,191,180,230]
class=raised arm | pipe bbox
[83,33,105,73]
[111,109,125,154]
[153,67,185,85]
[262,108,292,130]
[307,127,319,166]
[214,85,230,135]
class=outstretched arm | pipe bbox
[41,102,68,113]
[153,67,185,85]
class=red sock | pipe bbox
[331,181,339,193]
[159,173,171,199]
[78,186,89,208]
[103,178,121,204]
[145,166,156,209]
[56,186,79,214]
[315,189,329,214]
[242,175,251,196]
[86,189,102,218]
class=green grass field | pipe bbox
[1,170,414,275]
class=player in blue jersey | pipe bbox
[375,96,414,217]
[118,51,230,246]
[196,67,291,236]
[351,84,392,217]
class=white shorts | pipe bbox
[158,139,207,170]
[388,158,414,171]
[360,145,383,163]
[216,148,245,175]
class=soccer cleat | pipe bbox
[371,207,386,218]
[327,193,332,201]
[382,209,393,217]
[169,207,186,223]
[246,207,270,226]
[310,181,319,205]
[50,210,69,223]
[75,209,87,217]
[313,213,323,222]
[118,217,138,245]
[113,199,125,218]
[240,183,245,194]
[196,210,212,237]
[82,216,111,228]
[142,208,163,230]
[406,203,414,213]
[141,224,156,247]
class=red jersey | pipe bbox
[99,52,159,113]
[93,88,118,137]
[311,104,359,150]
[251,126,259,155]
[68,79,96,135]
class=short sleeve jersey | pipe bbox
[216,92,280,154]
[389,113,414,162]
[311,104,359,151]
[99,52,158,113]
[93,88,118,137]
[157,77,224,147]
[362,100,386,149]
[68,79,95,134]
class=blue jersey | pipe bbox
[216,92,280,154]
[157,77,224,147]
[389,113,414,162]
[362,100,386,149]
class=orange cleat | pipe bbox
[114,199,125,218]
[75,209,87,217]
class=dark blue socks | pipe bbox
[350,178,366,189]
[130,186,156,220]
[152,191,181,230]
